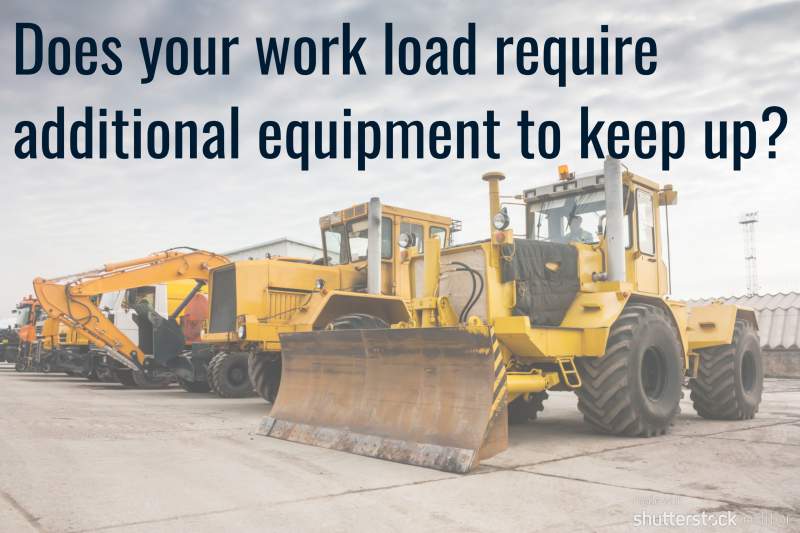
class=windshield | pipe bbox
[528,189,606,244]
[15,305,32,327]
[323,217,392,266]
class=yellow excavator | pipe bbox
[195,200,457,399]
[33,248,229,388]
[256,158,763,473]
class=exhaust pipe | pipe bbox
[367,197,382,294]
[604,157,626,283]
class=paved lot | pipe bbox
[0,365,797,532]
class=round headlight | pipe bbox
[398,232,415,249]
[315,278,326,291]
[237,325,246,338]
[493,210,510,230]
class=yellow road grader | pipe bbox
[249,158,763,473]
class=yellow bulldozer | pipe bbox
[255,158,763,473]
[195,200,457,399]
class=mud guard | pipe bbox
[257,327,508,473]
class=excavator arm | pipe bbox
[33,249,229,370]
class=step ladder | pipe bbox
[557,357,582,388]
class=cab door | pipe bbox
[633,188,660,294]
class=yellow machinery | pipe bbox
[16,313,91,374]
[33,248,229,388]
[7,296,40,369]
[198,199,457,399]
[259,158,763,473]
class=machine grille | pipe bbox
[208,266,237,333]
[267,290,308,322]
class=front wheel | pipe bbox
[575,303,683,437]
[249,354,281,403]
[211,352,253,398]
[690,320,762,420]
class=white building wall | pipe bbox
[225,238,323,262]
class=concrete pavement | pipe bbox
[1,365,797,532]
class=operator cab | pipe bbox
[522,165,676,295]
[319,202,458,296]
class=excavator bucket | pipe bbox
[257,327,508,473]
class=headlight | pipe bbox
[237,325,246,338]
[315,278,326,291]
[493,209,510,230]
[398,232,416,249]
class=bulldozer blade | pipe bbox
[257,327,508,473]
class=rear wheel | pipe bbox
[690,320,762,420]
[575,304,683,437]
[508,391,548,424]
[206,353,222,393]
[211,352,253,398]
[249,354,281,403]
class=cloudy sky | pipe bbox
[1,0,798,316]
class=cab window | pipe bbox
[381,217,393,259]
[636,189,655,255]
[400,222,424,252]
[343,216,393,263]
[323,225,346,265]
[430,226,447,248]
[125,287,156,309]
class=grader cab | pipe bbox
[260,158,763,473]
[197,199,457,398]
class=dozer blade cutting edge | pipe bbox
[257,327,508,473]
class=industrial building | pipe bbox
[224,238,323,262]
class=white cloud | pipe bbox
[0,0,797,314]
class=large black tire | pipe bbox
[249,354,281,403]
[206,353,223,393]
[325,313,389,330]
[689,320,762,420]
[575,303,683,437]
[211,352,253,398]
[178,378,211,393]
[508,391,548,424]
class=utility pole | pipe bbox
[739,211,759,296]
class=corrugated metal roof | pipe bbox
[688,292,800,350]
